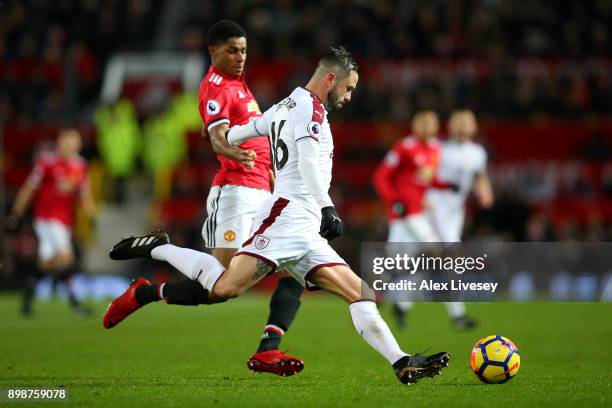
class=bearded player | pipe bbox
[104,47,450,385]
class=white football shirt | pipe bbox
[427,139,487,241]
[251,87,334,212]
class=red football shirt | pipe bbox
[198,65,271,191]
[373,136,450,220]
[28,153,89,227]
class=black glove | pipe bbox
[391,202,406,217]
[320,206,343,241]
[448,183,460,192]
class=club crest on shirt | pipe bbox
[307,121,321,140]
[207,99,220,115]
[224,230,236,242]
[254,235,270,250]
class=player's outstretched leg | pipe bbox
[103,277,213,328]
[105,236,271,328]
[311,265,451,385]
[248,274,304,376]
[105,230,225,328]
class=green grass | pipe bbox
[0,293,611,407]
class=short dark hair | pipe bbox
[318,46,358,78]
[207,20,247,46]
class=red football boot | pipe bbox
[247,350,304,376]
[103,278,152,329]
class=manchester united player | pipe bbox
[11,129,95,316]
[373,111,475,329]
[373,111,455,242]
[136,21,305,375]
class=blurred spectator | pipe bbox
[94,99,141,203]
[0,0,163,124]
[580,129,612,162]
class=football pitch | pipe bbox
[1,293,610,407]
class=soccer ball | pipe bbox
[470,335,520,384]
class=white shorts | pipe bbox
[202,185,271,249]
[388,213,439,243]
[236,196,347,286]
[33,218,73,261]
[427,204,464,243]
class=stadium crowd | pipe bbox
[1,0,612,124]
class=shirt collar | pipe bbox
[299,86,325,105]
[210,65,243,81]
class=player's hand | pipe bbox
[320,206,343,241]
[391,202,406,217]
[233,147,257,169]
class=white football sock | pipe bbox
[350,300,408,365]
[151,244,225,291]
[445,302,466,319]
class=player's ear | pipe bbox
[326,71,337,88]
[208,45,217,58]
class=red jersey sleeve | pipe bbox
[431,176,451,189]
[198,84,234,131]
[373,142,404,205]
[26,156,49,189]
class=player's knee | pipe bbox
[54,252,74,269]
[212,280,246,299]
[38,259,54,272]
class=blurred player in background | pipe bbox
[169,20,306,375]
[427,110,494,242]
[372,111,476,330]
[424,110,493,325]
[104,47,451,385]
[10,129,95,316]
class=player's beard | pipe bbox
[326,87,344,111]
